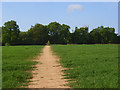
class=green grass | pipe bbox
[2,45,44,88]
[51,44,118,88]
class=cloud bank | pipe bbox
[67,4,83,12]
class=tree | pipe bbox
[100,27,117,44]
[2,20,20,45]
[27,24,48,45]
[2,20,119,45]
[90,26,102,44]
[19,32,29,45]
[73,26,89,44]
[47,22,71,44]
[90,26,117,44]
[117,35,120,44]
[59,24,70,44]
[47,22,62,44]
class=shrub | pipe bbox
[46,41,50,45]
[5,43,10,46]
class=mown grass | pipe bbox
[2,45,44,88]
[51,44,118,88]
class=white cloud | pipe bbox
[67,4,83,12]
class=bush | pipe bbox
[5,43,10,46]
[46,41,50,45]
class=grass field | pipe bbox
[2,45,43,88]
[51,44,118,88]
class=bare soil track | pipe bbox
[28,45,70,88]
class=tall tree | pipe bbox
[2,20,20,45]
[27,24,48,45]
[90,26,117,44]
[2,20,119,45]
[73,27,89,44]
[117,35,120,44]
[59,24,70,44]
[90,26,102,44]
[47,22,62,44]
[19,32,29,45]
[47,22,71,44]
[100,27,117,43]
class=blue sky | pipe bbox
[2,2,118,33]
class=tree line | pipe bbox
[1,20,120,45]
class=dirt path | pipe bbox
[28,45,70,88]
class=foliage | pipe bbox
[46,41,50,45]
[27,24,48,45]
[52,45,118,88]
[2,46,43,88]
[47,22,70,44]
[90,26,117,44]
[72,27,89,44]
[2,20,20,45]
[2,20,120,45]
[5,43,10,46]
[19,32,29,45]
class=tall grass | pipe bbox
[52,44,118,88]
[2,45,44,88]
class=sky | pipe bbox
[2,2,118,33]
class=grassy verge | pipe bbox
[2,45,44,88]
[51,44,118,88]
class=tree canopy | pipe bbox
[2,20,20,45]
[1,20,120,45]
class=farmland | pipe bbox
[51,44,118,88]
[2,45,43,88]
